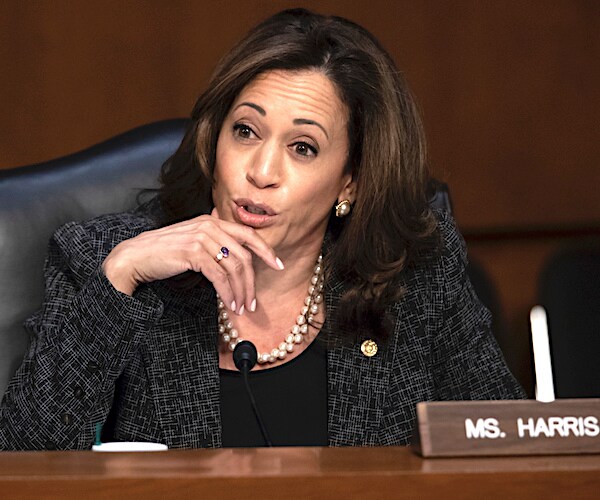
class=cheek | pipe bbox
[215,136,241,182]
[287,178,337,225]
[212,154,227,208]
[212,141,247,218]
[213,138,234,191]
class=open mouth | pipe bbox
[244,205,268,216]
[235,198,275,216]
[233,199,277,228]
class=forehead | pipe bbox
[231,70,348,133]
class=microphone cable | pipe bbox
[233,340,273,447]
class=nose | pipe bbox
[245,142,281,189]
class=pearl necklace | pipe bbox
[217,255,324,364]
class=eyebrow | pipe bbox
[293,118,329,139]
[234,102,329,138]
[235,102,266,115]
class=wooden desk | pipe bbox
[0,446,598,499]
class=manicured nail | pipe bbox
[237,304,245,316]
[231,301,236,312]
[250,298,257,312]
[275,257,285,270]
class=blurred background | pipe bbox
[1,0,598,393]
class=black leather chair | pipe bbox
[0,119,188,397]
[537,242,600,398]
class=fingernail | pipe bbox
[250,298,257,312]
[231,301,236,312]
[275,257,285,270]
[238,304,245,316]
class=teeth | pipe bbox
[245,205,267,215]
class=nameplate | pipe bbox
[412,399,600,457]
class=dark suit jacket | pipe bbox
[0,205,525,450]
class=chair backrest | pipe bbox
[538,242,600,398]
[0,119,188,397]
[426,178,453,214]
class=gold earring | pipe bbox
[335,199,351,218]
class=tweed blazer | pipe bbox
[0,205,525,450]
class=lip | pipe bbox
[232,199,278,228]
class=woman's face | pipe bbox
[213,69,355,259]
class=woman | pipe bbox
[0,9,525,450]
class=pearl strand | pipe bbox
[217,255,324,365]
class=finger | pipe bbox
[219,242,256,314]
[200,212,279,270]
[210,235,255,315]
[215,219,285,271]
[203,267,235,314]
[192,212,283,269]
[170,217,253,312]
[186,237,237,311]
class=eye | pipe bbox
[232,123,257,140]
[292,141,318,157]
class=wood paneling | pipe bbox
[1,1,598,391]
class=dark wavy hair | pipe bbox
[157,8,439,341]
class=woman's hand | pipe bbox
[101,208,283,314]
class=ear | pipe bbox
[337,175,357,204]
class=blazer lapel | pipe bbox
[143,284,222,449]
[326,280,395,446]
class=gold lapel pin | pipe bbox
[360,339,378,357]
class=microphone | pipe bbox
[232,340,273,446]
[233,339,258,372]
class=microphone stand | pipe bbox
[233,340,273,447]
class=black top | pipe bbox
[220,339,328,447]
